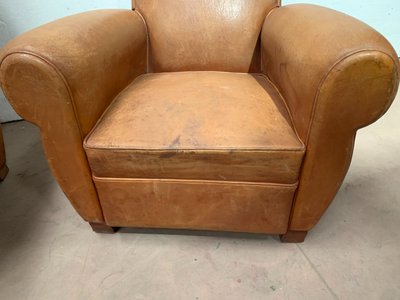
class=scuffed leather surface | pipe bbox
[135,0,278,72]
[262,4,399,142]
[0,10,147,222]
[1,9,147,137]
[84,72,304,183]
[94,177,297,234]
[262,4,399,230]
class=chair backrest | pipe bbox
[133,0,279,72]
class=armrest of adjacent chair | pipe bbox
[0,10,147,222]
[0,126,8,181]
[261,4,399,231]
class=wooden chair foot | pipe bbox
[280,230,308,243]
[89,222,118,234]
[0,164,9,181]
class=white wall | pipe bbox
[0,0,399,121]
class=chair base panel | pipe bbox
[93,177,298,235]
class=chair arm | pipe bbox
[0,10,147,222]
[261,4,399,231]
[0,126,7,180]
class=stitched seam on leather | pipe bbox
[0,50,85,140]
[92,175,299,188]
[305,49,399,146]
[264,4,281,22]
[258,3,280,75]
[84,146,305,153]
[133,10,150,73]
[257,73,305,151]
[261,5,281,74]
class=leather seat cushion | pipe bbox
[84,72,305,183]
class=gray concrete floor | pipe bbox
[0,94,399,300]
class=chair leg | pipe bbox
[0,164,9,181]
[280,230,308,243]
[89,222,118,234]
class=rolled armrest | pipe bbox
[262,4,399,230]
[0,10,147,222]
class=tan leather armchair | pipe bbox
[0,1,398,242]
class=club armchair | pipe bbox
[0,0,398,242]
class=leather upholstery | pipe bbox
[0,10,147,222]
[262,4,399,230]
[84,72,305,183]
[0,2,398,239]
[1,10,147,137]
[134,0,278,72]
[94,177,297,234]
